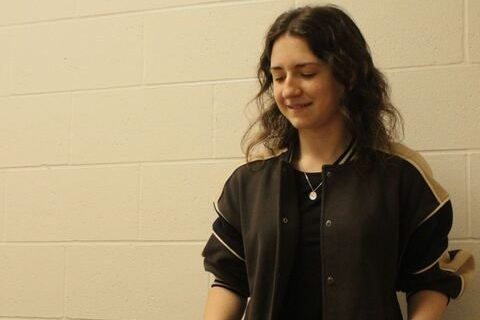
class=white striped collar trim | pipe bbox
[284,138,358,166]
[337,138,357,165]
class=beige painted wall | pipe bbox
[0,0,478,319]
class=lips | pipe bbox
[287,103,312,109]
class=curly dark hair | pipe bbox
[241,4,403,166]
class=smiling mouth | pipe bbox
[287,103,312,109]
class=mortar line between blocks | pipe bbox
[212,85,217,157]
[466,154,472,237]
[464,0,470,63]
[68,94,74,165]
[450,238,480,244]
[63,245,67,317]
[385,62,468,72]
[0,157,244,172]
[420,149,480,156]
[8,78,256,97]
[1,173,6,242]
[0,317,63,320]
[137,164,143,240]
[0,240,208,246]
[141,15,146,85]
[0,0,276,28]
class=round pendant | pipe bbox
[309,191,317,200]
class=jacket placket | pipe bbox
[320,168,330,320]
[269,160,300,319]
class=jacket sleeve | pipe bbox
[396,157,475,302]
[201,170,249,298]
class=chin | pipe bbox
[288,120,314,130]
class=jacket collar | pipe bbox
[280,137,358,167]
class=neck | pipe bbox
[294,124,351,172]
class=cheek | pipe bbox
[330,79,346,100]
[311,82,344,103]
[273,86,284,105]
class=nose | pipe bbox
[282,76,302,99]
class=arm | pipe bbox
[396,150,475,317]
[407,290,448,320]
[204,286,247,320]
[202,170,250,319]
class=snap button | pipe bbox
[325,219,332,227]
[282,217,289,224]
[326,171,332,177]
[327,275,335,285]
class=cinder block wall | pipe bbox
[0,0,478,319]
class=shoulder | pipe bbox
[381,142,449,204]
[228,152,284,181]
[213,152,284,199]
[388,143,433,176]
[212,153,283,226]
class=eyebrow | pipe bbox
[269,62,321,71]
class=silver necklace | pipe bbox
[299,162,323,201]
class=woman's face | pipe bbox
[270,34,346,134]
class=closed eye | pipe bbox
[272,73,316,83]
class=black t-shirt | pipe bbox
[280,168,323,319]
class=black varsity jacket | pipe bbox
[202,143,475,319]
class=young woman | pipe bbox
[202,5,474,320]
